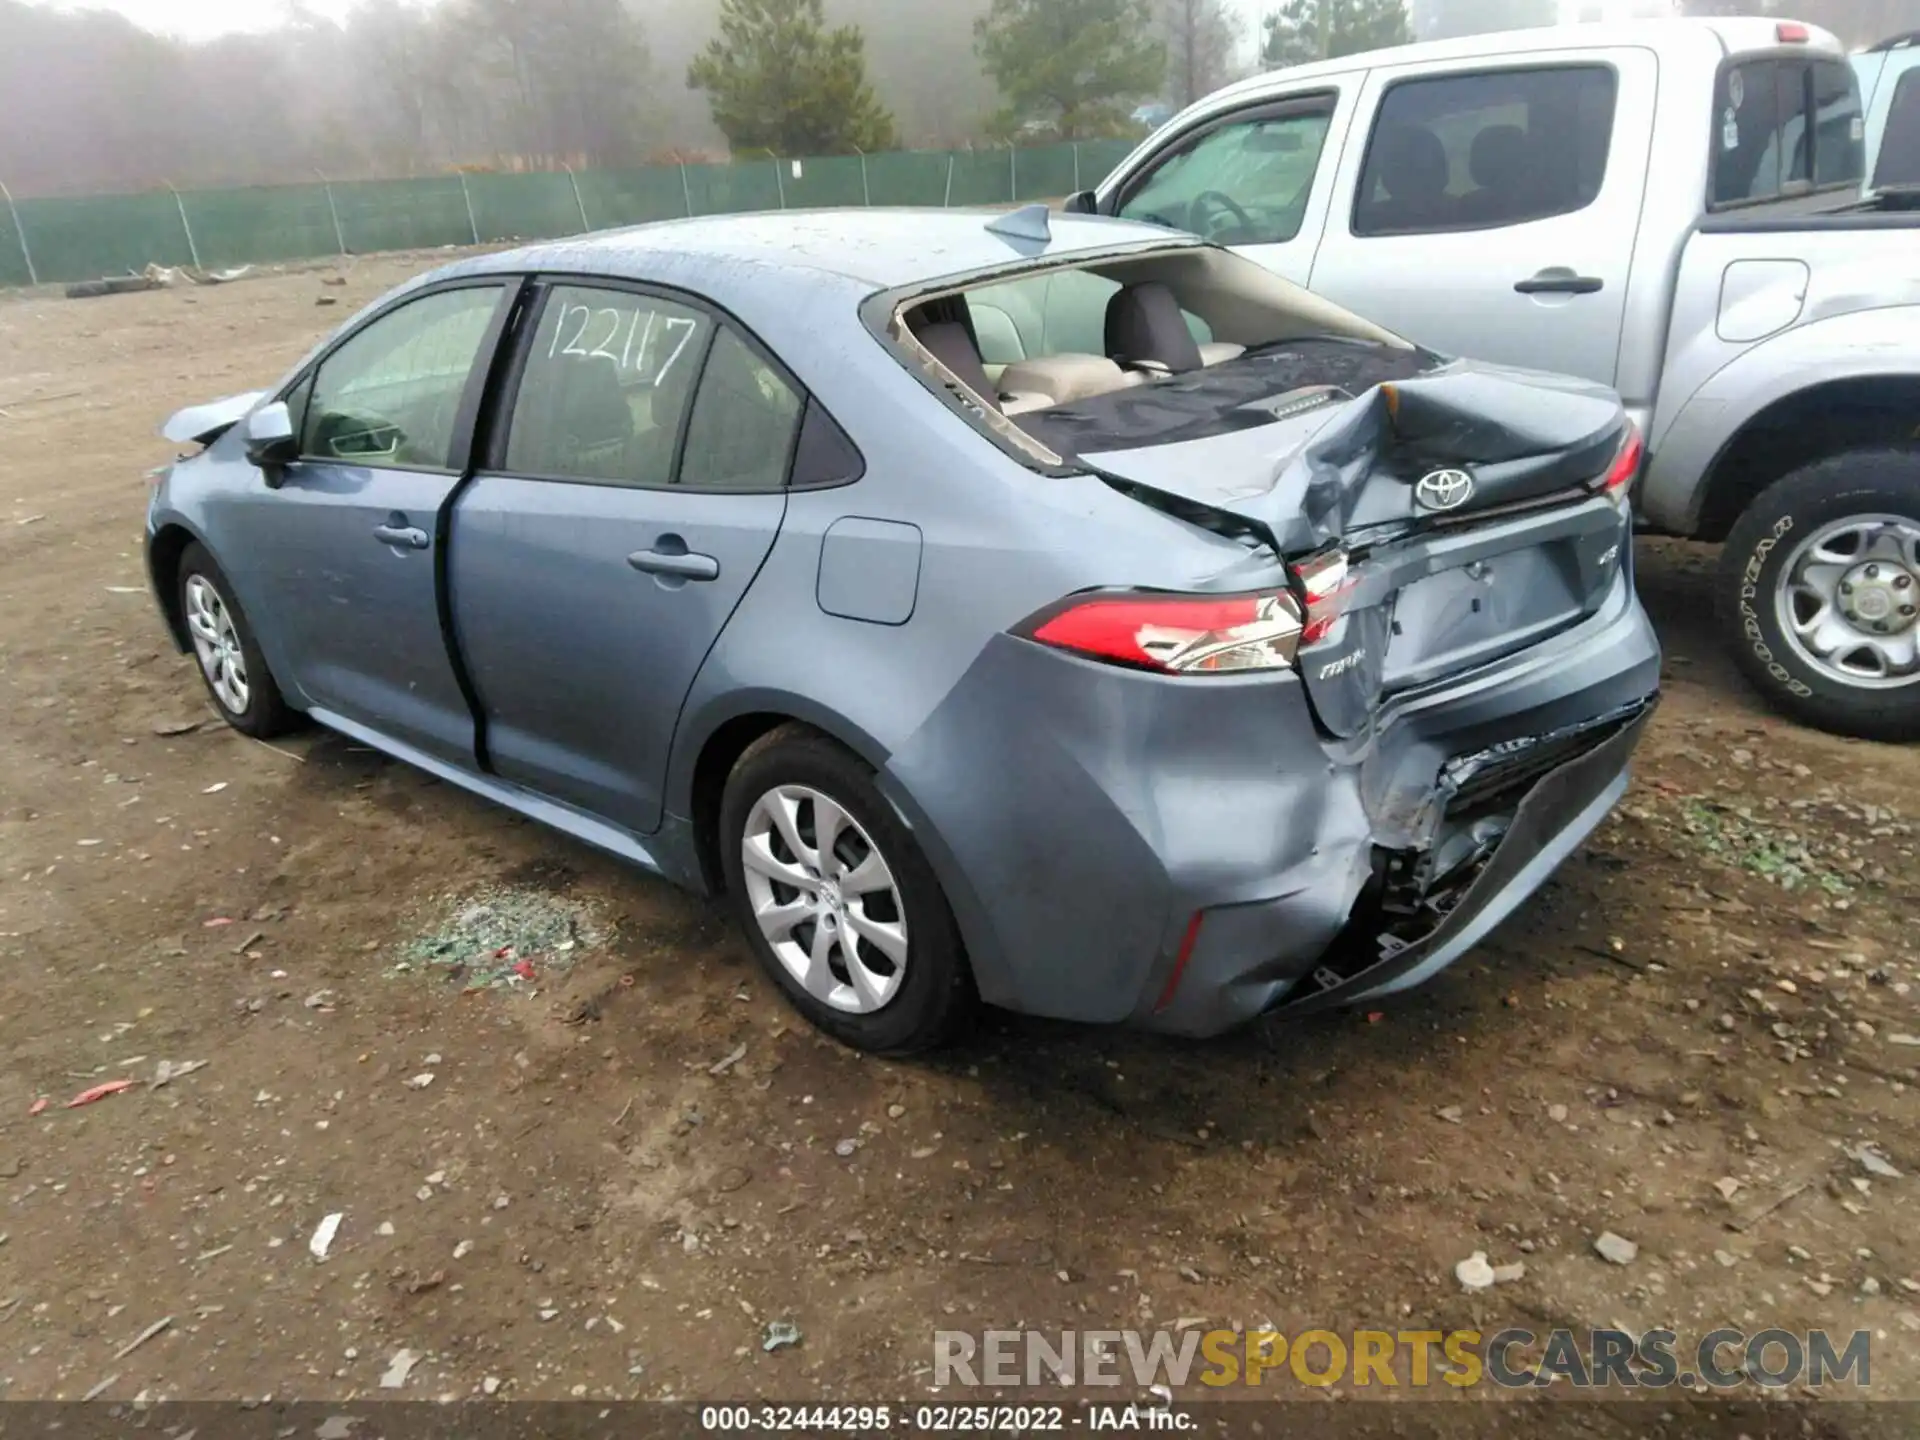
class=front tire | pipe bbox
[1719,448,1920,741]
[718,724,974,1054]
[177,541,298,739]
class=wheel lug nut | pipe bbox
[1904,604,1917,616]
[1899,575,1914,590]
[1867,565,1880,579]
[1841,582,1853,595]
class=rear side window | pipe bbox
[1353,65,1617,236]
[504,286,710,487]
[1876,67,1920,188]
[1712,57,1864,205]
[676,329,804,492]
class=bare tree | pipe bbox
[1162,0,1243,109]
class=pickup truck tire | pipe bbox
[1719,448,1920,741]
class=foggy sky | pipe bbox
[36,0,1272,50]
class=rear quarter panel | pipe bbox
[663,331,1274,998]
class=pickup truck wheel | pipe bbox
[1719,448,1920,741]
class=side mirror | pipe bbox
[1063,189,1099,215]
[245,401,297,485]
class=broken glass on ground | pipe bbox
[389,887,604,992]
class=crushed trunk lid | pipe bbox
[1076,361,1625,551]
[1077,362,1632,738]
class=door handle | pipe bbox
[1514,268,1604,296]
[373,523,429,550]
[628,545,720,582]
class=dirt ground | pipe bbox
[1,258,1916,1430]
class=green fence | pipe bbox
[0,140,1140,289]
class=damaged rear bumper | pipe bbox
[879,570,1660,1039]
[1267,699,1652,1018]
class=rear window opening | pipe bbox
[889,244,1435,462]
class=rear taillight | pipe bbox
[1291,548,1355,645]
[1598,422,1643,501]
[1023,588,1305,674]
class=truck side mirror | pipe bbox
[1063,190,1099,215]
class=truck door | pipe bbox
[1307,47,1657,388]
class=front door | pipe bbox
[225,282,509,762]
[1306,50,1655,387]
[450,282,799,834]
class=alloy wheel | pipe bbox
[184,573,250,714]
[739,784,908,1014]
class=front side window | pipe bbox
[1712,57,1864,206]
[504,286,711,487]
[301,285,502,468]
[1118,99,1336,244]
[1354,65,1617,236]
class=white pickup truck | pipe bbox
[1069,17,1920,740]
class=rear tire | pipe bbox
[1718,448,1920,741]
[719,724,974,1054]
[177,541,299,739]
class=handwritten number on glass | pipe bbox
[547,301,702,388]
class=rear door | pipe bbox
[1307,50,1656,387]
[1105,82,1360,286]
[224,282,509,762]
[449,281,805,834]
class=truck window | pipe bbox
[1874,67,1920,188]
[1711,57,1864,205]
[1116,97,1336,245]
[1352,65,1616,236]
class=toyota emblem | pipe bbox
[1414,468,1475,512]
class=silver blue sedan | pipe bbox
[146,208,1660,1052]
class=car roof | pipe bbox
[439,208,1184,295]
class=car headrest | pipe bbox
[915,321,999,411]
[1104,282,1203,375]
[1468,124,1531,192]
[1374,127,1450,205]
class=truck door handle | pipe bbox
[628,540,720,582]
[1515,268,1604,295]
[372,523,429,550]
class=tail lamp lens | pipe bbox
[1290,548,1355,645]
[1599,422,1643,500]
[1025,589,1305,674]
